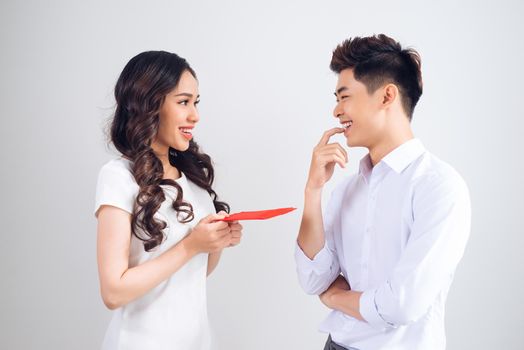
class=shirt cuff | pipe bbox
[294,240,334,275]
[360,289,391,330]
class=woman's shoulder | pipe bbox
[100,157,132,172]
[97,157,137,187]
[99,157,133,175]
[94,157,138,216]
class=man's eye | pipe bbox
[341,95,349,100]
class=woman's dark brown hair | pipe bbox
[330,34,423,120]
[110,51,229,251]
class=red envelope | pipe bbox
[220,207,296,222]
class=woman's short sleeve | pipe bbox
[94,160,138,217]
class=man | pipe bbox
[295,34,471,350]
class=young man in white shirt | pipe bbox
[295,34,471,350]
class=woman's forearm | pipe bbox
[101,237,197,309]
[207,250,222,276]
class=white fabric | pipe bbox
[295,139,471,350]
[94,158,216,350]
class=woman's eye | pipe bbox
[194,100,200,106]
[179,100,189,106]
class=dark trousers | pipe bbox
[324,335,358,350]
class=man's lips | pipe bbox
[340,120,353,129]
[340,120,353,135]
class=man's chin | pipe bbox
[347,138,365,149]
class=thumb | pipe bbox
[201,211,228,223]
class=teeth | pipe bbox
[342,121,353,129]
[180,128,192,134]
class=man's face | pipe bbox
[333,69,385,148]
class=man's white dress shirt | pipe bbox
[295,139,471,350]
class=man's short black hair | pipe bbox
[330,34,423,120]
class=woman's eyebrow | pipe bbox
[174,92,200,98]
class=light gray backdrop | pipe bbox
[1,0,523,349]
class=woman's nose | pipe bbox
[189,106,200,123]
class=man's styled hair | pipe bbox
[330,34,423,120]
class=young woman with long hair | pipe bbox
[94,51,242,350]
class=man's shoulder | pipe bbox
[412,152,469,197]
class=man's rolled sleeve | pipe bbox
[295,241,340,295]
[359,289,391,330]
[295,241,334,274]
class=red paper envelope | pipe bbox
[220,207,296,222]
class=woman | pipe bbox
[94,51,242,350]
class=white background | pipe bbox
[1,0,523,349]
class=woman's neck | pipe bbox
[151,143,181,180]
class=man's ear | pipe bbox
[381,83,399,108]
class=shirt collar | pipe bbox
[358,154,374,180]
[381,138,426,174]
[358,138,426,177]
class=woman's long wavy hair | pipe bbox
[110,51,229,252]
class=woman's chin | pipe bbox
[171,141,191,153]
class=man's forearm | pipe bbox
[297,187,325,259]
[329,290,365,321]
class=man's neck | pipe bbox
[368,128,414,167]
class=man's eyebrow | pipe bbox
[334,86,348,96]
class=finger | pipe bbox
[228,223,243,231]
[228,237,241,247]
[231,233,242,240]
[333,148,348,165]
[219,233,234,248]
[319,143,348,160]
[317,128,345,147]
[319,154,346,169]
[201,212,228,223]
[208,220,230,231]
[318,147,348,164]
[216,225,232,235]
[324,143,348,162]
[230,229,242,237]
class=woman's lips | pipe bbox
[179,127,193,140]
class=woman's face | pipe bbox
[154,70,200,152]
